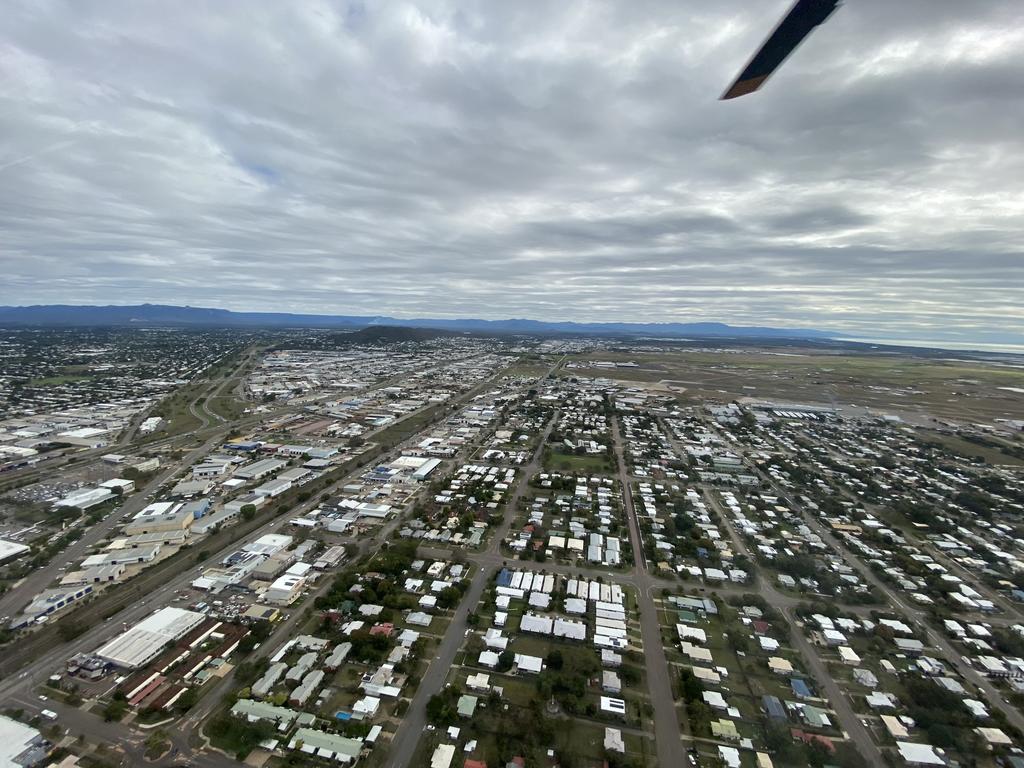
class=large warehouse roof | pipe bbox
[96,607,205,669]
[0,714,45,767]
[0,539,31,563]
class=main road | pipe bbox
[385,361,565,768]
[610,414,685,768]
[0,352,548,764]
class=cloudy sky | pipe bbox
[2,0,1023,342]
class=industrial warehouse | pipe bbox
[96,606,207,669]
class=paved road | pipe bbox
[385,404,560,768]
[610,415,684,768]
[821,466,1024,622]
[0,353,531,764]
[698,485,883,762]
[759,471,1024,734]
[0,347,456,628]
[0,348,263,621]
[697,408,1024,746]
[397,411,688,768]
[0,430,233,621]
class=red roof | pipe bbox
[369,622,394,636]
[129,675,166,706]
[465,761,488,768]
[790,729,835,752]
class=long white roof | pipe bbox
[95,606,205,668]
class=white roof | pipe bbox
[565,597,587,614]
[0,714,42,766]
[95,607,205,668]
[520,614,553,635]
[719,746,741,768]
[431,744,456,768]
[514,653,544,673]
[247,533,293,554]
[0,539,30,560]
[896,742,945,765]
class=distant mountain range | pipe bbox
[0,303,833,339]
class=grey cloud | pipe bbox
[756,205,876,234]
[1,0,1023,344]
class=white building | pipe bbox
[96,607,205,669]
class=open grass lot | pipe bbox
[920,429,1024,466]
[502,359,559,378]
[27,373,92,386]
[543,446,615,474]
[563,347,1024,423]
[205,393,248,421]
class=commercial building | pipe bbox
[82,544,161,568]
[191,507,239,535]
[170,479,213,498]
[264,574,307,605]
[13,585,94,627]
[0,714,47,767]
[124,509,193,536]
[60,564,125,586]
[254,478,292,498]
[313,545,346,570]
[99,478,135,494]
[235,459,287,481]
[96,607,205,669]
[192,461,232,479]
[0,539,31,564]
[54,487,114,510]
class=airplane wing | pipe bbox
[721,0,841,100]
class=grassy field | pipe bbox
[565,348,1024,422]
[205,394,248,421]
[27,374,91,386]
[543,447,614,474]
[921,429,1024,467]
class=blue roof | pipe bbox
[762,695,786,719]
[496,569,513,588]
[791,678,812,698]
[182,499,211,517]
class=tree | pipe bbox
[144,730,170,760]
[103,698,128,722]
[240,504,256,521]
[173,687,199,714]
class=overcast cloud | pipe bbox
[2,0,1023,342]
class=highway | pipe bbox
[0,352,533,765]
[0,347,263,620]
